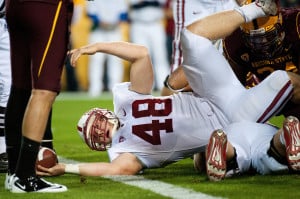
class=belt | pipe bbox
[0,13,5,19]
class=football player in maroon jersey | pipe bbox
[223,0,300,118]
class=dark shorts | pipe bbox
[5,0,73,92]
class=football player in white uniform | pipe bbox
[128,0,170,91]
[36,0,300,177]
[86,0,128,97]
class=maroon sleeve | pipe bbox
[223,29,249,84]
[281,8,300,43]
[223,29,243,64]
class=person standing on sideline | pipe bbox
[128,0,170,91]
[86,0,128,97]
[4,0,73,193]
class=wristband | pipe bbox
[65,164,80,174]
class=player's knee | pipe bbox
[267,70,291,90]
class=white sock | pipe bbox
[0,136,6,154]
[234,2,266,22]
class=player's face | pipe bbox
[247,32,275,51]
[93,116,113,146]
[243,25,284,56]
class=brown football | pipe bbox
[36,147,58,170]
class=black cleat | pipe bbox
[11,176,67,193]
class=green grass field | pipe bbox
[0,92,299,199]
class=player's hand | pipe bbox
[36,163,66,176]
[68,44,97,67]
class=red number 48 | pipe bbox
[132,99,173,145]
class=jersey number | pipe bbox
[132,99,173,145]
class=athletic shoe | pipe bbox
[206,129,227,181]
[4,173,15,190]
[0,152,8,173]
[255,0,278,16]
[283,116,300,171]
[11,176,67,193]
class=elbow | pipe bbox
[139,46,150,59]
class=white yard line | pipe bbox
[106,175,223,199]
[59,157,224,199]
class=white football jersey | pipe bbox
[108,82,229,168]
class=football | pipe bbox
[36,147,58,170]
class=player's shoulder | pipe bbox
[280,7,300,18]
[281,7,300,28]
[112,82,132,103]
[280,7,300,42]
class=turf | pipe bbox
[0,92,299,199]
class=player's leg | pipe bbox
[106,29,124,91]
[5,86,31,189]
[229,70,293,123]
[205,122,253,181]
[252,116,300,174]
[180,28,245,103]
[88,30,105,97]
[206,129,236,181]
[270,116,300,171]
[206,122,280,180]
[6,0,70,193]
[187,0,278,40]
[41,109,54,149]
[5,1,32,185]
[161,0,239,96]
[164,0,279,97]
[193,152,206,173]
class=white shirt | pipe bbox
[108,82,227,168]
[86,0,127,24]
